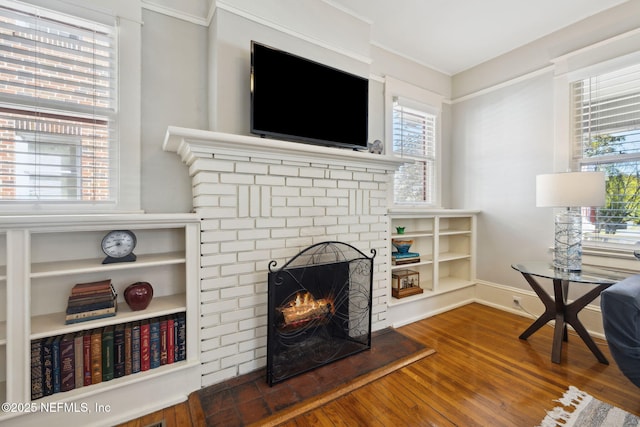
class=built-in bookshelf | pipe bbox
[0,231,6,405]
[0,214,200,427]
[388,210,478,326]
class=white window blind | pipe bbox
[0,1,116,202]
[392,97,436,204]
[572,62,640,246]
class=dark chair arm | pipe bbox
[601,275,640,388]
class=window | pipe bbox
[392,97,437,205]
[572,62,640,247]
[0,1,115,204]
[14,131,81,199]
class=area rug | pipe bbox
[194,327,435,426]
[539,386,640,427]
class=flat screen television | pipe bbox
[250,41,368,150]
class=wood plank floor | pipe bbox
[118,303,640,426]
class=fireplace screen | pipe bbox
[267,241,375,385]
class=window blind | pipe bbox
[0,2,116,202]
[572,62,640,245]
[392,97,436,204]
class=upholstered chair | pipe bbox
[601,275,640,387]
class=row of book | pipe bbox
[31,313,186,400]
[65,279,118,324]
[392,251,421,265]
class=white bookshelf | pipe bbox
[0,231,6,405]
[388,210,478,325]
[0,214,201,427]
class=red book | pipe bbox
[140,320,150,371]
[166,317,175,365]
[83,332,92,386]
[124,323,132,376]
[160,317,168,365]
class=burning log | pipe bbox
[277,292,333,329]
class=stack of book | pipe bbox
[392,251,421,265]
[65,279,117,324]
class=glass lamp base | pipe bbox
[553,208,582,272]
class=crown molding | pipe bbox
[141,0,211,26]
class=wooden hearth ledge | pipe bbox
[248,347,436,427]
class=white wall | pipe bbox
[452,74,555,288]
[451,0,640,291]
[141,9,209,213]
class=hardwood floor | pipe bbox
[118,303,640,426]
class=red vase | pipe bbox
[124,281,154,311]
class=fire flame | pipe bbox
[280,292,333,326]
[290,292,318,308]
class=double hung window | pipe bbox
[572,62,640,247]
[0,1,116,204]
[392,97,438,205]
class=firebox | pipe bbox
[266,241,376,386]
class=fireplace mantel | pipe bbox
[163,126,404,171]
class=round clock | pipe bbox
[101,230,137,264]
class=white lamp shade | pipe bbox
[536,171,606,208]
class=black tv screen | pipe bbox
[250,41,368,150]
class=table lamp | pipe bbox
[536,171,606,271]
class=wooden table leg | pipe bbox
[518,272,612,364]
[551,278,567,363]
[518,273,555,340]
[564,283,611,364]
[518,273,566,363]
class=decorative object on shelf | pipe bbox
[101,230,137,264]
[392,239,413,254]
[124,281,154,311]
[392,251,421,265]
[536,171,605,271]
[395,226,405,234]
[368,139,383,154]
[392,269,422,298]
[65,279,117,324]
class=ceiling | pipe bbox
[329,0,630,75]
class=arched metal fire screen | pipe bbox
[267,241,376,386]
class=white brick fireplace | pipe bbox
[163,127,403,387]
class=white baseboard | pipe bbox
[390,298,476,328]
[387,285,477,328]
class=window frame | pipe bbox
[0,0,141,214]
[385,76,443,208]
[553,35,640,258]
[570,62,640,249]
